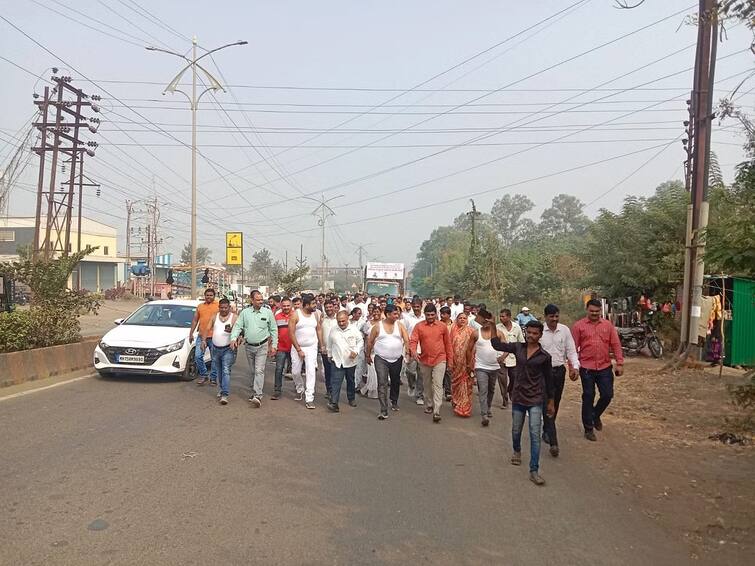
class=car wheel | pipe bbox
[180,351,197,381]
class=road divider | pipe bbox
[0,337,99,388]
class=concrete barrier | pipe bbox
[0,336,99,388]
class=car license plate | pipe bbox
[117,355,145,364]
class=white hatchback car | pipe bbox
[93,300,211,380]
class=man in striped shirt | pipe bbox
[571,299,624,441]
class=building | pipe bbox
[0,216,126,292]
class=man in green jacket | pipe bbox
[231,290,278,407]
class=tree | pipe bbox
[489,193,535,245]
[705,162,755,277]
[539,194,591,238]
[180,242,212,264]
[249,248,274,286]
[275,265,310,296]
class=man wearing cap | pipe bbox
[516,307,537,327]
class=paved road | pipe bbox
[0,355,706,566]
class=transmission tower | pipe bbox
[32,72,101,259]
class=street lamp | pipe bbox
[147,36,247,299]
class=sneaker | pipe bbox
[584,430,597,441]
[216,391,222,398]
[377,412,388,420]
[432,414,442,423]
[209,379,217,385]
[294,391,304,401]
[550,445,560,457]
[511,452,522,466]
[305,402,316,410]
[348,400,358,408]
[481,416,490,427]
[407,387,415,398]
[594,416,603,431]
[390,404,399,411]
[529,471,545,486]
[486,411,493,418]
[271,393,281,400]
[327,402,340,413]
[220,395,228,405]
[196,376,208,386]
[416,397,424,406]
[325,393,332,403]
[251,397,262,408]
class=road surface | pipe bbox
[0,354,733,566]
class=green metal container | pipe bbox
[726,277,755,367]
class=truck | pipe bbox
[364,262,405,298]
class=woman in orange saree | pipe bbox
[450,312,477,417]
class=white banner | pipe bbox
[366,262,404,280]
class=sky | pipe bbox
[0,0,752,270]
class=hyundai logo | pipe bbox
[124,348,137,355]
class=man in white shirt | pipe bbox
[320,300,339,403]
[326,311,363,412]
[400,297,426,404]
[540,304,580,457]
[496,308,525,409]
[355,294,369,323]
[450,295,464,321]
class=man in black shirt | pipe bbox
[492,320,555,486]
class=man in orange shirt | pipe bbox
[409,303,453,423]
[189,288,219,385]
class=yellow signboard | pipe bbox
[226,248,243,265]
[225,232,243,265]
[226,232,242,248]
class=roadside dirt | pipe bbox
[563,357,754,563]
[79,298,144,337]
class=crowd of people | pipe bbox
[188,290,625,486]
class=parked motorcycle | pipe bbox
[617,316,663,358]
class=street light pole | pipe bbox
[147,37,247,299]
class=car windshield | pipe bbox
[122,304,196,328]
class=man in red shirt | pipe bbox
[571,299,625,441]
[409,304,453,423]
[272,297,293,400]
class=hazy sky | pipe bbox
[1,0,752,269]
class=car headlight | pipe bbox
[157,339,185,353]
[99,341,109,349]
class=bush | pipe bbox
[0,250,100,353]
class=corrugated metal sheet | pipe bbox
[730,278,755,366]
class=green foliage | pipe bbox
[180,242,212,264]
[275,265,310,296]
[705,162,755,277]
[0,249,101,353]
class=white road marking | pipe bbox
[0,373,95,402]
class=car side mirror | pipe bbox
[114,318,124,325]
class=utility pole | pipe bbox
[355,243,371,292]
[147,37,247,300]
[678,0,718,362]
[303,194,343,293]
[32,73,100,259]
[125,199,136,286]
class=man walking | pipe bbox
[401,298,425,404]
[230,290,278,408]
[450,295,464,321]
[272,297,296,400]
[572,299,624,441]
[289,293,325,410]
[409,304,453,423]
[326,311,363,412]
[320,300,339,402]
[496,309,524,409]
[189,288,219,386]
[209,298,238,405]
[367,304,410,419]
[492,321,555,486]
[540,304,580,456]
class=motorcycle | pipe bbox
[617,315,663,358]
